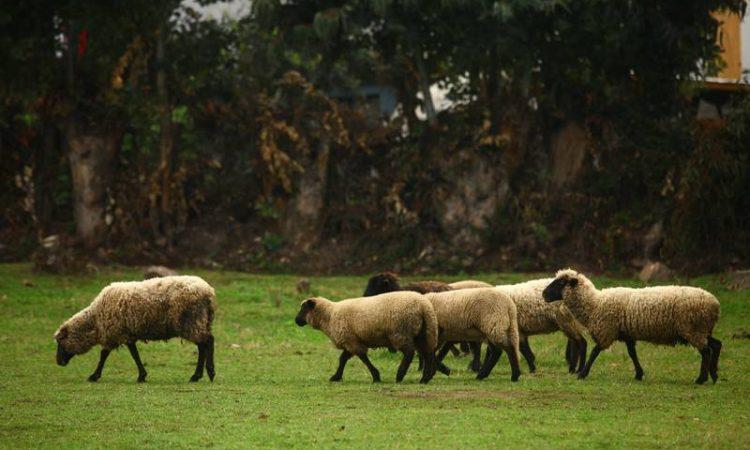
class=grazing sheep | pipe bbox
[363,272,452,296]
[542,269,722,384]
[54,276,216,383]
[143,265,178,279]
[363,272,489,372]
[495,278,588,374]
[425,288,521,382]
[295,292,438,383]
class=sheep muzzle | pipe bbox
[56,343,74,366]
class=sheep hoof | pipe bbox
[137,374,147,383]
[87,374,100,382]
[372,377,381,383]
[576,373,588,380]
[329,376,342,382]
[695,377,707,385]
[189,375,201,382]
[635,373,644,381]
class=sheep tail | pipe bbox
[508,306,521,362]
[420,302,439,352]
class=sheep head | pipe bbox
[543,269,588,303]
[363,272,401,296]
[295,298,317,327]
[53,312,98,366]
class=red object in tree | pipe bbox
[77,29,89,59]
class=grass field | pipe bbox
[1,263,749,448]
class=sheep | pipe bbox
[425,288,522,381]
[542,269,722,384]
[363,272,490,372]
[53,275,216,383]
[494,278,588,374]
[294,292,438,383]
[143,265,178,279]
[363,272,453,296]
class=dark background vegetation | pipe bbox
[1,0,749,275]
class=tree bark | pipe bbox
[415,49,437,127]
[66,120,122,249]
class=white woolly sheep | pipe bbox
[295,292,438,383]
[54,276,216,383]
[425,288,521,381]
[495,278,588,374]
[542,269,722,384]
[363,272,492,372]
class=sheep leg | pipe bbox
[205,335,215,382]
[127,343,148,383]
[189,341,206,382]
[396,349,415,382]
[87,349,111,382]
[566,339,578,373]
[358,353,381,383]
[414,339,437,384]
[459,342,472,355]
[433,343,453,375]
[578,345,602,380]
[695,345,712,385]
[624,339,644,381]
[708,336,722,383]
[476,344,502,380]
[576,338,588,374]
[565,340,573,368]
[504,344,521,382]
[519,338,536,373]
[468,342,482,372]
[436,342,453,363]
[448,343,461,357]
[330,350,352,382]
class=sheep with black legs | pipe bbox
[494,278,588,374]
[54,276,216,383]
[363,272,491,372]
[425,288,522,382]
[542,269,722,384]
[295,292,438,383]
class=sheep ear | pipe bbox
[55,326,68,341]
[569,278,578,288]
[304,299,315,309]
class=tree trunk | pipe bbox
[66,120,122,249]
[283,137,331,250]
[415,49,437,127]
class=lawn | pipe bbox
[1,263,749,449]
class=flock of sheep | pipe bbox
[53,269,722,385]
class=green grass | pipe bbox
[1,263,749,449]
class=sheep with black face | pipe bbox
[54,276,216,383]
[295,292,438,383]
[543,269,721,384]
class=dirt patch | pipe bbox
[390,390,517,400]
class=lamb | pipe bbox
[363,272,491,372]
[295,292,438,383]
[53,276,216,383]
[425,288,521,381]
[542,269,722,384]
[494,278,588,374]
